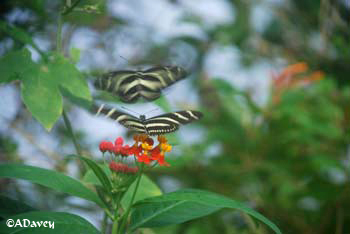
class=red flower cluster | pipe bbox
[99,137,132,156]
[99,135,172,167]
[109,161,138,174]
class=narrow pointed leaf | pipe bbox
[73,155,112,193]
[83,163,110,186]
[0,164,104,207]
[0,195,36,218]
[130,189,281,234]
[121,175,162,209]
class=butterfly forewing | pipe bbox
[94,66,187,103]
[142,66,187,88]
[145,110,203,135]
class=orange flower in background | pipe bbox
[271,62,324,103]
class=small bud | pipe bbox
[145,137,154,146]
[109,162,138,174]
[99,141,113,153]
[115,137,124,146]
[157,135,167,143]
[121,145,131,156]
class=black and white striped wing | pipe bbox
[94,105,147,133]
[94,66,187,103]
[94,70,138,101]
[144,110,203,135]
[142,66,187,89]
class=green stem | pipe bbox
[112,219,119,234]
[62,110,82,156]
[62,0,82,15]
[56,14,63,53]
[57,0,86,176]
[104,208,114,220]
[57,2,82,157]
[117,163,145,234]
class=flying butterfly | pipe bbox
[93,104,203,136]
[94,66,187,103]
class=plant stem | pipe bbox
[57,1,86,177]
[104,208,114,220]
[57,2,82,157]
[56,14,63,53]
[117,163,145,234]
[112,218,119,234]
[62,0,82,15]
[62,110,83,156]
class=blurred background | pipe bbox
[1,0,350,233]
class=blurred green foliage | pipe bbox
[1,0,350,233]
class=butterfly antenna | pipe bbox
[119,55,131,64]
[121,106,141,116]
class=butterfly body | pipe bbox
[94,104,202,136]
[94,66,187,103]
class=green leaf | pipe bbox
[130,189,281,234]
[83,167,162,209]
[18,53,92,130]
[21,64,63,131]
[121,175,162,209]
[49,54,91,106]
[0,195,36,218]
[154,96,172,112]
[0,164,104,208]
[70,48,81,64]
[0,49,35,84]
[0,211,100,234]
[83,163,110,186]
[94,90,123,104]
[73,155,112,193]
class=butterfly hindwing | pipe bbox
[94,104,202,136]
[94,66,187,103]
[94,104,147,133]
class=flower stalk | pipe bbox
[117,163,145,234]
[98,135,173,233]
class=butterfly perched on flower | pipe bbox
[93,104,203,136]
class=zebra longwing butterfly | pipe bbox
[93,104,203,135]
[94,66,187,103]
